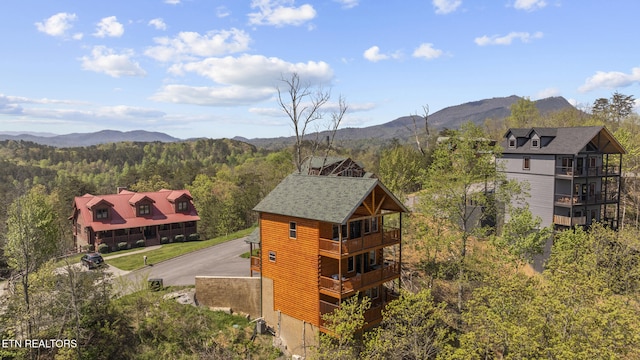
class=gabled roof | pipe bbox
[128,193,155,205]
[501,126,626,155]
[300,156,365,176]
[74,189,200,232]
[85,197,114,209]
[253,173,408,224]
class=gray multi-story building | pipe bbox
[498,126,625,230]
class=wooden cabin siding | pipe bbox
[260,213,321,326]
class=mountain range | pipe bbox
[0,95,573,148]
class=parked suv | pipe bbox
[81,253,105,269]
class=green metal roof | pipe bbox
[253,173,406,224]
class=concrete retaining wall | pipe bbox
[195,276,260,318]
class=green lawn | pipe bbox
[105,227,255,271]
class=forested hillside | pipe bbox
[1,92,640,359]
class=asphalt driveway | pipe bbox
[123,236,252,286]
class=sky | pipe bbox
[1,0,639,140]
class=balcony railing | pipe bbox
[319,261,400,296]
[319,288,399,329]
[250,256,261,272]
[553,215,586,226]
[554,192,618,206]
[319,228,401,256]
[555,165,621,177]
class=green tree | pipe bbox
[419,122,502,312]
[592,91,636,126]
[506,97,539,128]
[492,204,553,266]
[378,144,428,197]
[4,185,60,356]
[362,290,452,360]
[314,295,370,360]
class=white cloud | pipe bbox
[80,46,146,78]
[151,84,275,106]
[433,0,462,14]
[363,46,388,62]
[363,46,402,62]
[474,31,543,46]
[165,0,180,4]
[513,0,547,11]
[534,87,560,99]
[93,16,124,38]
[148,18,167,30]
[248,0,317,27]
[334,0,359,9]
[145,28,251,62]
[35,12,79,38]
[154,54,333,106]
[98,105,166,119]
[412,43,444,60]
[578,67,640,93]
[169,54,334,87]
[217,6,231,18]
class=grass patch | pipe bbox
[239,248,260,259]
[106,227,255,271]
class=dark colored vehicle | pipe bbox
[81,253,105,269]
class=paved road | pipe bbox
[123,237,252,286]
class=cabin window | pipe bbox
[350,220,362,239]
[369,250,376,266]
[268,251,276,262]
[289,222,297,239]
[332,225,339,240]
[177,201,188,212]
[371,217,379,233]
[348,256,355,272]
[138,204,151,216]
[95,208,108,219]
[523,157,531,170]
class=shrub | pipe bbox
[82,244,96,252]
[136,239,146,248]
[174,234,185,243]
[98,244,110,254]
[188,233,201,241]
[160,237,170,244]
[117,242,129,251]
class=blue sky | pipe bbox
[1,0,639,140]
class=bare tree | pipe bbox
[317,95,348,172]
[277,72,330,172]
[411,105,430,155]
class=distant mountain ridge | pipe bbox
[236,95,574,147]
[1,96,574,148]
[0,130,180,147]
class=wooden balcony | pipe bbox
[556,165,621,177]
[319,288,399,330]
[250,256,261,273]
[319,228,401,257]
[553,214,586,227]
[554,193,618,207]
[319,261,400,297]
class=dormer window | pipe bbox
[138,204,151,216]
[95,208,109,220]
[532,139,539,148]
[177,201,188,212]
[508,138,516,148]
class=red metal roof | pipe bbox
[74,189,200,232]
